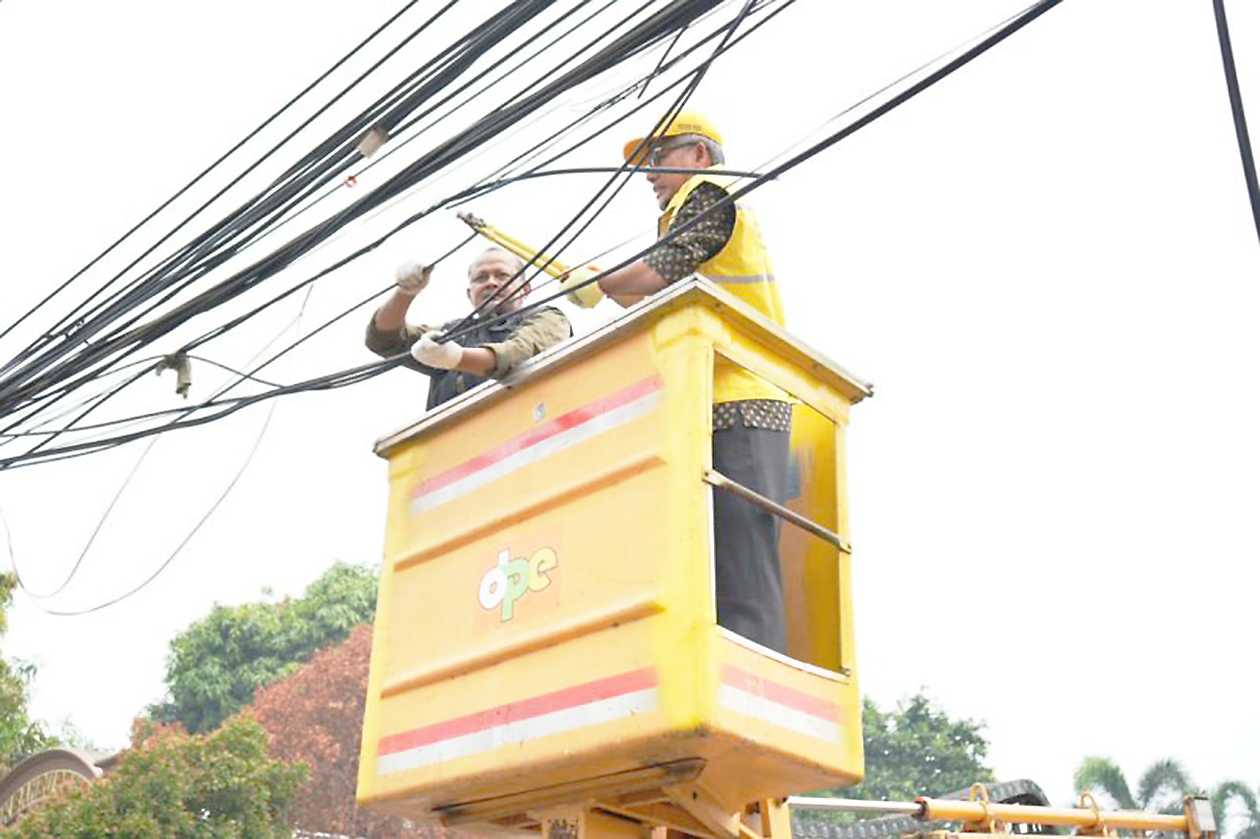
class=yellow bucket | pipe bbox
[358,280,871,826]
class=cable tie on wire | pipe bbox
[155,353,192,399]
[356,125,391,158]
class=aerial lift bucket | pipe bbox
[357,280,871,836]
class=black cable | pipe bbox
[94,0,720,360]
[1,0,778,444]
[448,0,763,332]
[451,0,794,209]
[9,0,725,408]
[0,0,426,349]
[0,229,656,444]
[0,233,478,458]
[185,356,285,388]
[173,3,777,366]
[0,0,798,462]
[0,354,167,442]
[16,283,324,607]
[8,436,162,599]
[1212,0,1260,245]
[444,0,1067,344]
[639,19,689,98]
[0,357,400,469]
[0,0,796,463]
[0,0,699,419]
[1,0,461,371]
[0,0,488,385]
[0,1,547,414]
[37,401,281,616]
[245,0,627,251]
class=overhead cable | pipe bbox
[0,1,719,425]
[0,0,1067,469]
[445,0,1067,339]
[2,0,755,435]
[0,0,427,350]
[1211,0,1260,245]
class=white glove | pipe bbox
[410,331,463,370]
[559,265,605,309]
[395,261,432,296]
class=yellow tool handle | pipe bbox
[457,211,578,279]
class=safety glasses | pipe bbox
[646,138,699,167]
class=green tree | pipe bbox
[149,562,378,733]
[805,692,994,818]
[849,693,995,802]
[7,715,307,837]
[0,573,53,771]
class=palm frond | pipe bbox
[1212,781,1260,835]
[1136,759,1194,810]
[1075,757,1139,810]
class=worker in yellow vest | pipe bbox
[561,111,791,655]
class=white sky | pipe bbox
[1,0,1257,810]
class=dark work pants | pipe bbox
[712,422,791,654]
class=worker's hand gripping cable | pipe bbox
[394,261,433,297]
[387,261,462,369]
[410,332,462,370]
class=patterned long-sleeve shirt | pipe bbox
[643,182,736,284]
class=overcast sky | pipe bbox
[1,0,1257,812]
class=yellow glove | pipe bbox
[559,265,605,309]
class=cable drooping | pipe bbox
[1211,0,1260,245]
[0,2,778,616]
[0,0,1066,471]
[445,0,764,333]
[0,0,427,350]
[0,0,755,442]
[1,0,463,370]
[172,0,782,365]
[441,0,1067,341]
[0,1,538,404]
[37,401,282,617]
[0,1,721,428]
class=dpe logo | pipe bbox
[478,547,558,622]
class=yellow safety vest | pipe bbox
[658,170,788,404]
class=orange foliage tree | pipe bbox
[250,623,454,838]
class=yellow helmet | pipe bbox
[622,110,724,163]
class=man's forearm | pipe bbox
[453,347,496,376]
[596,261,668,297]
[373,289,416,332]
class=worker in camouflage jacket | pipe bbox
[366,247,571,411]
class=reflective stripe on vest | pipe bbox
[658,170,788,404]
[710,272,775,285]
